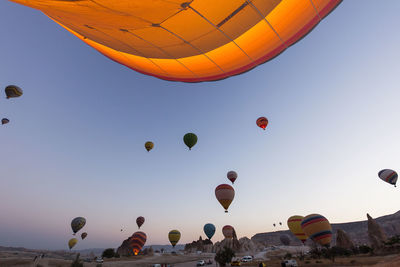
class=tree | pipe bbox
[71,253,83,267]
[214,246,235,266]
[102,248,115,258]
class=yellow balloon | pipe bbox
[301,214,332,247]
[287,215,308,244]
[168,230,181,248]
[145,141,154,152]
[68,238,78,249]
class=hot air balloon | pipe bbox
[273,223,276,227]
[215,184,235,213]
[81,232,87,240]
[10,1,342,82]
[222,225,234,239]
[279,222,282,226]
[68,238,78,250]
[5,85,23,99]
[145,142,154,152]
[378,169,398,187]
[280,234,291,246]
[301,214,332,247]
[136,216,145,229]
[256,117,268,130]
[227,171,238,184]
[1,118,9,125]
[287,215,307,244]
[203,223,216,240]
[168,230,181,248]
[71,217,86,235]
[183,133,197,150]
[130,231,147,255]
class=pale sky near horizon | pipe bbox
[1,1,400,250]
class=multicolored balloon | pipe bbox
[183,133,197,150]
[301,214,332,247]
[256,117,268,130]
[71,217,86,235]
[145,142,154,152]
[130,231,147,255]
[215,184,235,213]
[203,223,216,240]
[168,230,181,248]
[68,238,78,249]
[287,215,307,244]
[136,216,145,229]
[280,234,291,246]
[81,232,87,240]
[227,171,238,184]
[222,225,234,239]
[1,118,10,125]
[5,85,23,99]
[378,169,397,187]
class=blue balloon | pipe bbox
[203,223,216,240]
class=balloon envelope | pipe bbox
[280,234,291,246]
[68,238,78,249]
[2,118,10,125]
[130,231,147,255]
[183,133,197,150]
[378,169,398,187]
[168,230,181,247]
[10,1,341,82]
[301,214,332,247]
[215,184,235,213]
[136,216,145,229]
[222,225,234,239]
[227,171,238,184]
[81,232,87,240]
[71,217,86,234]
[203,223,216,240]
[145,142,154,152]
[287,215,307,244]
[5,85,23,99]
[256,117,268,130]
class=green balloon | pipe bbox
[183,133,197,150]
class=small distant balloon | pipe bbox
[183,133,197,150]
[5,85,23,99]
[279,222,282,226]
[203,223,216,240]
[68,238,78,249]
[136,216,145,229]
[145,141,154,152]
[168,230,181,247]
[2,118,9,125]
[378,169,397,187]
[71,217,86,234]
[222,225,234,239]
[256,117,268,130]
[81,232,87,240]
[215,184,235,213]
[227,171,238,184]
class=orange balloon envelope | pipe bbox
[215,184,235,213]
[130,231,147,255]
[10,0,342,82]
[287,215,308,244]
[222,225,234,239]
[256,117,268,130]
[301,214,332,247]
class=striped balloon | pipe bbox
[222,225,234,239]
[168,230,181,247]
[5,85,23,99]
[215,184,235,213]
[301,214,332,247]
[378,169,398,187]
[287,215,307,244]
[130,231,147,255]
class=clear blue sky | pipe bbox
[1,1,400,250]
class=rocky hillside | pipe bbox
[252,210,400,246]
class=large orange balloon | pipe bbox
[10,0,341,82]
[215,184,235,213]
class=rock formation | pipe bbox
[184,236,213,253]
[336,229,355,249]
[116,237,134,256]
[367,213,387,249]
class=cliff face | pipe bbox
[252,211,400,246]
